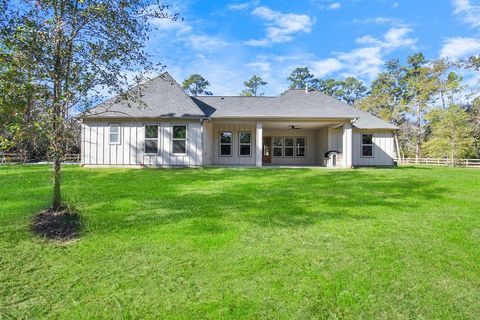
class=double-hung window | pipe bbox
[172,125,187,154]
[361,133,374,157]
[273,137,283,157]
[109,124,120,144]
[239,132,252,156]
[284,138,294,157]
[295,138,306,157]
[144,125,159,154]
[220,131,233,156]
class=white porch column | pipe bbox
[342,122,353,168]
[256,122,263,167]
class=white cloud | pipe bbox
[353,17,401,25]
[309,27,416,80]
[336,47,384,80]
[150,18,192,34]
[383,27,417,49]
[245,6,315,46]
[188,35,231,52]
[246,62,271,74]
[440,37,480,59]
[393,2,400,8]
[228,1,259,11]
[356,27,417,50]
[311,58,343,77]
[453,0,480,28]
[328,2,341,10]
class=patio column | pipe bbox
[342,122,353,168]
[256,122,263,167]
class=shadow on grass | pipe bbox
[56,168,449,235]
[0,166,450,241]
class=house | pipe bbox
[81,72,399,168]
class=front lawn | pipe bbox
[0,165,479,319]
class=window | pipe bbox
[296,137,306,157]
[109,124,120,144]
[144,125,158,154]
[239,132,252,156]
[273,137,283,157]
[284,138,294,157]
[361,133,374,157]
[172,125,187,154]
[220,131,232,156]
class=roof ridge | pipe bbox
[197,95,276,98]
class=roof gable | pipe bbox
[84,72,205,118]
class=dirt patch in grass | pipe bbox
[31,207,81,242]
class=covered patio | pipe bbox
[202,119,354,168]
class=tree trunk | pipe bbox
[52,156,61,210]
[415,105,421,163]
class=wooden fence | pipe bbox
[400,158,480,168]
[0,154,22,164]
[0,154,81,164]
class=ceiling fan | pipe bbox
[289,125,302,130]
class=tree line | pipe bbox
[181,54,480,160]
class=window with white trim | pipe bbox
[284,137,294,157]
[144,125,159,154]
[220,131,232,156]
[172,125,187,154]
[109,124,120,144]
[273,137,283,157]
[361,133,374,157]
[296,137,306,157]
[239,132,252,156]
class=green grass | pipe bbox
[1,165,479,319]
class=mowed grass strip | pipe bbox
[0,165,479,319]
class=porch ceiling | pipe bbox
[262,121,339,130]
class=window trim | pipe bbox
[219,131,233,157]
[109,123,121,145]
[295,137,307,158]
[360,133,374,158]
[238,131,252,157]
[144,124,159,155]
[172,124,188,155]
[272,137,284,158]
[284,137,295,158]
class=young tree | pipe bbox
[182,74,213,96]
[465,55,480,71]
[423,106,475,163]
[310,78,340,97]
[1,0,177,210]
[402,53,439,160]
[287,67,314,89]
[240,75,267,96]
[467,97,480,157]
[0,45,50,162]
[357,59,406,124]
[335,77,367,105]
[432,59,463,108]
[312,77,366,105]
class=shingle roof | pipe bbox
[84,72,206,119]
[192,89,398,129]
[83,72,398,130]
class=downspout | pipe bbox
[394,130,402,164]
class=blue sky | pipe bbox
[147,0,480,96]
